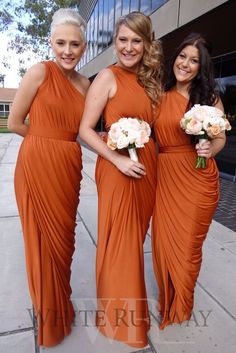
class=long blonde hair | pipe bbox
[114,11,163,107]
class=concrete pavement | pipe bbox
[0,133,236,353]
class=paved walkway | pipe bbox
[214,178,236,231]
[0,133,236,353]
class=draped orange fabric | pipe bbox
[152,89,219,329]
[95,65,157,347]
[14,61,84,346]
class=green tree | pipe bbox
[0,0,80,76]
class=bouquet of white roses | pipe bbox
[180,104,231,168]
[107,117,151,162]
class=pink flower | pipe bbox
[135,130,150,147]
[185,119,203,135]
[107,136,117,150]
[108,122,121,142]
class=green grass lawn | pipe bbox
[0,128,10,133]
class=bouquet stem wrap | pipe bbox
[196,135,208,169]
[128,145,138,162]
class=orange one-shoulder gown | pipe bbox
[152,89,219,329]
[14,61,84,346]
[95,65,157,347]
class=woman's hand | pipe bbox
[196,130,226,159]
[113,154,146,178]
[195,140,213,159]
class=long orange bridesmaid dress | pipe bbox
[95,65,157,347]
[14,61,84,346]
[152,89,219,329]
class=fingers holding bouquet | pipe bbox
[114,154,146,178]
[195,140,213,159]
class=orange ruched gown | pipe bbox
[14,61,84,346]
[95,65,157,347]
[152,89,219,329]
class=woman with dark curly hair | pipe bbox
[80,11,163,348]
[152,32,226,329]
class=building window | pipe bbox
[94,3,99,57]
[152,0,165,11]
[140,0,151,14]
[0,103,10,118]
[98,0,104,54]
[122,0,130,16]
[130,0,140,12]
[115,0,122,22]
[108,0,115,45]
[91,11,95,60]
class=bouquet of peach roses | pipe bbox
[180,104,231,168]
[107,117,151,162]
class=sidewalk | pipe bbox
[0,133,236,353]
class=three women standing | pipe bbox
[9,4,226,348]
[8,9,89,346]
[80,11,163,348]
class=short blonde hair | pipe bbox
[51,8,86,42]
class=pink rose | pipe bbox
[135,130,149,147]
[185,119,203,135]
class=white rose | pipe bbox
[108,122,121,142]
[127,118,140,131]
[139,120,151,136]
[135,130,149,148]
[117,134,130,149]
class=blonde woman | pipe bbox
[79,11,163,348]
[8,8,89,346]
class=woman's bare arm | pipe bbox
[8,63,46,137]
[79,68,146,178]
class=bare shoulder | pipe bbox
[77,73,90,94]
[214,96,224,113]
[95,67,116,83]
[25,63,46,81]
[19,62,46,90]
[91,68,117,98]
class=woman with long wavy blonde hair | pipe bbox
[113,11,163,107]
[79,11,163,348]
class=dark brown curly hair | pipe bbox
[166,32,220,109]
